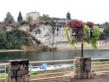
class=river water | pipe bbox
[0,49,109,63]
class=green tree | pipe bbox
[0,28,40,49]
[103,22,109,38]
[0,28,28,49]
[39,15,51,21]
[39,15,55,25]
[0,28,7,49]
[6,30,29,49]
[66,12,71,20]
[17,11,23,23]
[4,12,15,24]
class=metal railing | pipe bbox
[1,58,109,81]
[0,63,8,82]
[0,59,74,81]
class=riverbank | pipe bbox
[0,41,108,52]
[0,49,37,52]
[0,45,56,52]
[56,42,109,50]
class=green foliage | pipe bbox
[90,26,100,48]
[103,22,109,38]
[6,30,29,49]
[65,27,75,46]
[0,28,7,49]
[39,15,51,21]
[17,11,23,23]
[40,45,56,51]
[99,32,105,40]
[0,28,30,49]
[18,21,28,25]
[66,25,100,48]
[66,12,71,20]
[39,15,55,25]
[84,25,100,48]
[84,25,90,41]
[4,12,15,24]
[40,45,49,51]
[0,73,8,78]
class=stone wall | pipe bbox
[74,57,91,79]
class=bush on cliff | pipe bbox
[0,28,39,49]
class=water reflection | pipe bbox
[0,49,109,63]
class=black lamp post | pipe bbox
[81,43,84,57]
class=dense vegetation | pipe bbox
[4,12,15,24]
[0,28,37,49]
[103,22,109,38]
[39,15,55,25]
[17,11,23,24]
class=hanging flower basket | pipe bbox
[66,20,84,30]
[65,20,100,48]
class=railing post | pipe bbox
[8,59,29,82]
[74,57,91,79]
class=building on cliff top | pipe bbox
[26,12,40,24]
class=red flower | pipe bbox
[66,20,84,29]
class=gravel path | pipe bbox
[32,74,109,82]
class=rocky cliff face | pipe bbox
[5,24,67,47]
[31,25,53,45]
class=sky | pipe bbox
[0,0,109,24]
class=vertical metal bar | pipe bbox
[81,43,84,57]
[15,78,17,82]
[5,65,6,82]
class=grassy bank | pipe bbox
[0,49,37,52]
[0,45,57,52]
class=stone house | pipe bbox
[26,12,40,24]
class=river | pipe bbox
[0,49,109,63]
